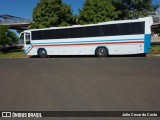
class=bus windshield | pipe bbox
[19,32,24,45]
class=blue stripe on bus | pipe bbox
[24,45,32,53]
[31,38,144,45]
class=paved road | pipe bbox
[0,57,160,119]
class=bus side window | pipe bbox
[130,22,145,34]
[83,26,101,37]
[118,23,131,35]
[101,24,118,36]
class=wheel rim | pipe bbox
[98,48,105,55]
[41,50,45,55]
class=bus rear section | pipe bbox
[144,17,153,53]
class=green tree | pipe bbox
[78,0,118,24]
[7,31,18,46]
[112,0,159,20]
[0,25,8,48]
[31,0,75,28]
[0,25,18,48]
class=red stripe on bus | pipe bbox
[26,46,33,54]
[33,41,144,47]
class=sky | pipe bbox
[0,0,159,20]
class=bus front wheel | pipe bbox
[38,48,47,58]
[95,47,108,57]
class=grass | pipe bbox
[0,49,28,58]
[151,45,160,54]
[146,45,160,57]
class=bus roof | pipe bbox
[24,17,152,32]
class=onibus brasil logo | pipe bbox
[1,112,42,118]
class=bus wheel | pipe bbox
[38,48,47,58]
[95,47,108,57]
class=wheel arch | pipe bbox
[37,48,47,54]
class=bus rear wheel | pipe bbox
[38,48,47,58]
[95,47,108,57]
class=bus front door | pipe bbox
[24,33,31,53]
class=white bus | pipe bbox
[19,17,153,58]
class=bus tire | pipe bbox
[95,47,108,57]
[38,48,47,58]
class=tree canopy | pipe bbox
[78,0,118,24]
[31,0,159,27]
[0,25,18,48]
[31,0,75,28]
[112,0,159,20]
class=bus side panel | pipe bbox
[39,46,96,55]
[27,47,38,55]
[27,43,144,56]
[107,44,144,55]
[28,35,145,55]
